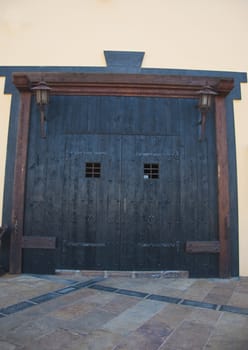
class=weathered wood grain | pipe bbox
[215,96,231,278]
[9,92,31,274]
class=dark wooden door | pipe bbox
[120,135,181,270]
[24,95,219,276]
[61,134,121,270]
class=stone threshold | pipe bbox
[55,270,189,279]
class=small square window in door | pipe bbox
[144,163,159,179]
[85,162,101,178]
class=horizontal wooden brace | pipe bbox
[186,241,220,254]
[22,236,56,249]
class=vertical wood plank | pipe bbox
[9,92,32,274]
[215,96,231,278]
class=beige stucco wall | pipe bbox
[0,0,248,274]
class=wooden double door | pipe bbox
[24,95,218,275]
[59,133,181,270]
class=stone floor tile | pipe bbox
[239,277,248,282]
[0,340,23,350]
[76,289,116,306]
[99,294,140,315]
[234,284,248,294]
[105,280,158,295]
[227,292,248,308]
[77,329,123,350]
[189,279,215,288]
[138,315,173,339]
[200,282,236,305]
[181,287,211,302]
[237,280,248,290]
[113,311,173,349]
[164,279,196,291]
[69,309,117,333]
[0,308,49,336]
[154,287,184,298]
[113,324,170,350]
[159,320,213,350]
[181,299,217,310]
[22,329,85,350]
[102,299,166,335]
[98,278,130,288]
[115,288,148,298]
[32,288,105,316]
[0,297,26,309]
[0,277,67,309]
[31,274,80,284]
[1,316,57,347]
[100,277,171,292]
[210,279,238,290]
[210,285,235,296]
[203,292,231,305]
[40,288,94,311]
[155,303,193,329]
[186,308,221,325]
[50,301,99,320]
[0,284,10,296]
[205,312,248,350]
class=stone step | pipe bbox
[55,269,189,279]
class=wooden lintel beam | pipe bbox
[12,72,234,98]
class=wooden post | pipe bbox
[215,96,231,278]
[9,92,32,274]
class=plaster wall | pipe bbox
[0,0,248,274]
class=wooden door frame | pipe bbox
[10,72,234,277]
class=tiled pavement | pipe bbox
[0,273,248,349]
